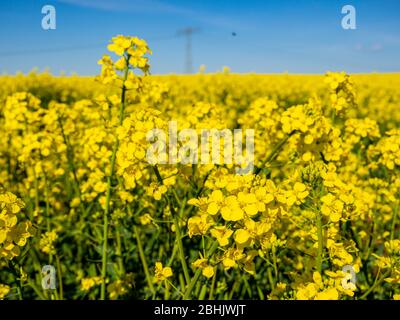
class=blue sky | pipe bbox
[0,0,399,74]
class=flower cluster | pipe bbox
[0,192,34,260]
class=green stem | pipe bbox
[33,168,39,214]
[133,224,155,296]
[10,261,23,300]
[183,240,219,300]
[267,268,275,291]
[166,279,184,298]
[257,285,264,300]
[228,280,239,299]
[316,213,324,274]
[43,173,54,267]
[42,171,51,232]
[208,270,217,300]
[360,270,391,300]
[152,165,191,286]
[255,131,296,175]
[173,202,190,286]
[100,59,129,300]
[198,284,207,300]
[272,246,278,284]
[390,201,399,241]
[153,236,179,298]
[242,275,252,298]
[57,115,83,203]
[28,279,46,300]
[100,191,110,300]
[55,254,63,300]
[115,226,125,276]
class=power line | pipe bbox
[0,34,177,57]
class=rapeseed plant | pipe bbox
[0,35,399,300]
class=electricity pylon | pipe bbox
[177,27,200,74]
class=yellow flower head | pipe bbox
[154,262,173,282]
